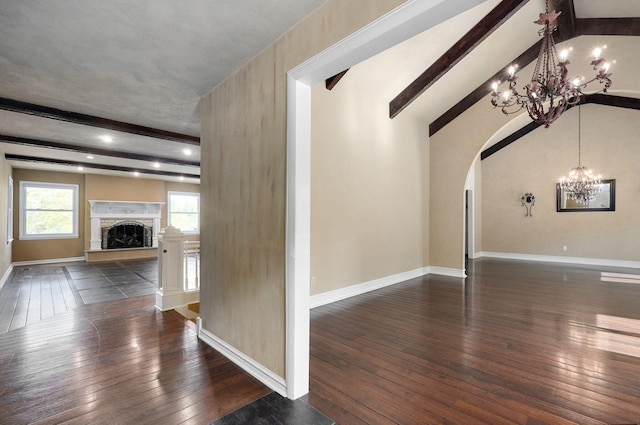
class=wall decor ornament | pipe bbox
[521,193,535,217]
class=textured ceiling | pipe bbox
[0,0,328,134]
[0,0,328,182]
[0,0,637,183]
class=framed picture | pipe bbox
[556,179,615,212]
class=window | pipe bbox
[7,176,13,244]
[168,191,199,233]
[19,181,79,240]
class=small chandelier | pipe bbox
[559,105,601,204]
[490,3,612,127]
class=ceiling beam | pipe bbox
[550,0,575,41]
[326,69,349,90]
[587,93,640,110]
[429,16,640,136]
[0,97,200,145]
[480,121,541,160]
[5,154,200,179]
[429,41,542,136]
[0,134,200,167]
[575,17,640,36]
[389,0,529,119]
[480,94,640,160]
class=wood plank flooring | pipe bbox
[0,295,271,425]
[305,259,640,425]
[0,264,78,333]
[3,258,640,424]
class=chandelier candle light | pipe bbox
[559,105,601,204]
[491,6,612,127]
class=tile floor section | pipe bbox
[0,259,159,333]
[65,260,158,304]
[210,392,336,425]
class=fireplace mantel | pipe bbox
[89,200,164,218]
[88,200,164,251]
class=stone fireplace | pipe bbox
[89,201,164,251]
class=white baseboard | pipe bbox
[12,257,86,267]
[310,266,467,309]
[0,264,14,291]
[479,252,640,269]
[310,267,429,309]
[198,327,287,397]
[427,266,467,278]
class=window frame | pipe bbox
[7,176,13,244]
[19,181,79,240]
[167,191,200,234]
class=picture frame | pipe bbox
[556,179,615,212]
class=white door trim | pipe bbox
[285,0,488,399]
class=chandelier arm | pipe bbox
[489,7,613,128]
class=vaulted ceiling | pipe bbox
[0,0,638,182]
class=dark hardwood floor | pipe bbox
[3,258,640,424]
[0,262,271,425]
[305,259,640,425]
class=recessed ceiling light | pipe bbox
[183,148,192,156]
[153,162,160,168]
[99,135,113,143]
[179,176,185,181]
[77,166,84,171]
[86,155,94,159]
[133,171,140,177]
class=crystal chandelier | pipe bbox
[490,3,612,127]
[559,105,601,204]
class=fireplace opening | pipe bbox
[102,222,153,250]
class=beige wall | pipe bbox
[200,0,406,379]
[428,35,639,271]
[311,70,428,295]
[0,152,12,286]
[12,171,199,262]
[12,169,86,262]
[84,174,165,253]
[481,105,640,260]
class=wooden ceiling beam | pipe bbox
[5,154,200,179]
[480,121,541,160]
[0,97,200,145]
[480,94,640,160]
[389,0,529,119]
[0,134,200,167]
[575,17,640,36]
[429,41,541,136]
[326,69,349,90]
[429,15,640,136]
[587,93,640,110]
[550,0,575,41]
